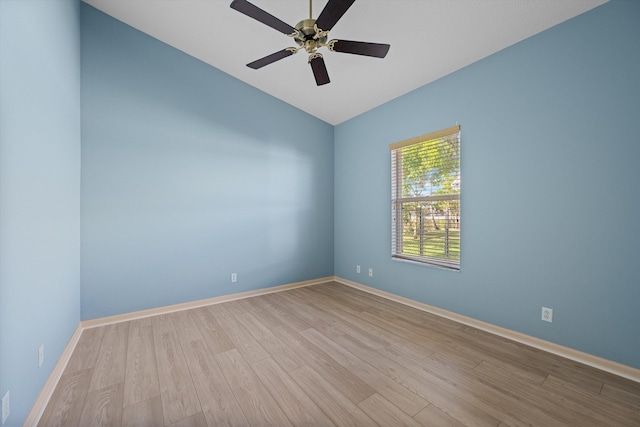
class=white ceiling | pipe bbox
[82,0,607,125]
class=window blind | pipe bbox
[390,125,461,270]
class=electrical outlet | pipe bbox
[231,273,237,283]
[368,268,373,277]
[39,345,44,368]
[2,390,9,425]
[356,265,360,273]
[542,307,553,323]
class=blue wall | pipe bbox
[0,0,82,425]
[80,4,335,319]
[334,0,640,369]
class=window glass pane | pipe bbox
[401,134,460,198]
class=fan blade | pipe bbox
[230,0,297,35]
[329,40,390,58]
[247,49,296,69]
[315,0,356,31]
[309,55,330,86]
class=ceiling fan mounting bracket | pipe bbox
[308,52,323,63]
[313,24,329,41]
[287,29,303,39]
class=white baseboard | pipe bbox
[23,324,83,427]
[334,276,640,383]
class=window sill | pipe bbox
[392,255,460,271]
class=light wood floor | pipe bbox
[39,282,640,426]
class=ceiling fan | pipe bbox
[230,0,390,86]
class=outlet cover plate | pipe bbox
[542,307,553,323]
[39,344,44,368]
[2,390,9,424]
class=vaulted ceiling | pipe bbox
[82,0,607,125]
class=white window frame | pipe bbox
[390,125,461,270]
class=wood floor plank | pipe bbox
[122,396,164,427]
[289,364,378,426]
[319,296,438,355]
[123,320,160,408]
[167,412,207,427]
[413,404,468,427]
[319,288,442,335]
[242,310,377,406]
[38,368,92,427]
[363,310,485,368]
[189,307,234,354]
[358,310,482,369]
[601,382,640,410]
[541,374,640,426]
[331,286,537,375]
[170,310,204,346]
[251,357,335,426]
[181,339,249,427]
[458,323,608,394]
[209,290,377,410]
[90,322,129,392]
[267,291,322,325]
[78,383,124,427]
[463,328,579,378]
[358,393,422,427]
[419,350,587,426]
[601,373,640,397]
[321,283,463,331]
[214,349,293,427]
[132,316,152,327]
[306,350,376,406]
[300,290,392,350]
[457,325,555,368]
[301,327,429,417]
[256,292,313,331]
[304,284,376,313]
[237,297,315,351]
[298,286,432,360]
[224,300,306,372]
[334,333,503,427]
[206,303,269,364]
[472,367,603,426]
[384,337,568,427]
[234,296,288,330]
[152,314,201,426]
[276,290,350,338]
[64,326,106,374]
[473,359,547,385]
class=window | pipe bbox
[390,125,461,270]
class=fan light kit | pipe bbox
[230,0,390,85]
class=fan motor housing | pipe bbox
[295,19,327,53]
